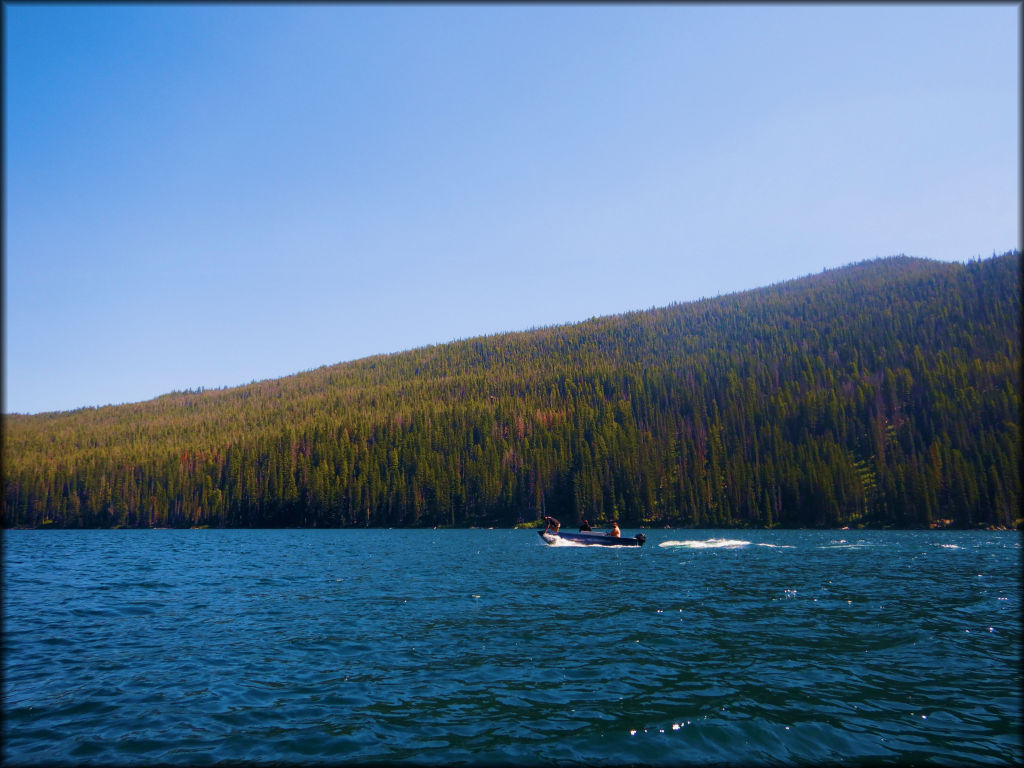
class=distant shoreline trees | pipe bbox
[3,252,1020,530]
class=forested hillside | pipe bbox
[3,252,1020,530]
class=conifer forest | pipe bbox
[3,252,1020,530]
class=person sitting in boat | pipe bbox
[607,521,621,537]
[579,519,592,532]
[542,515,560,533]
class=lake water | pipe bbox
[2,528,1020,766]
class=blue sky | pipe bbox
[4,3,1019,415]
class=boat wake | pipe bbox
[659,538,751,549]
[659,539,797,550]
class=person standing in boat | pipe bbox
[579,519,592,532]
[542,515,560,533]
[607,521,621,537]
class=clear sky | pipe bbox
[4,3,1019,415]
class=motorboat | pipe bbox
[538,529,646,547]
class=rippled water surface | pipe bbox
[3,529,1020,765]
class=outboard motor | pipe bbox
[635,533,647,546]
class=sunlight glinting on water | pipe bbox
[3,528,1020,765]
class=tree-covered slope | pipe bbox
[3,252,1020,529]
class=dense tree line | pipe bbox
[3,252,1020,529]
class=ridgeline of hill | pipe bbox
[3,252,1021,530]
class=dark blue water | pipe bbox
[3,529,1020,765]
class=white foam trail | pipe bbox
[659,538,751,549]
[756,543,796,549]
